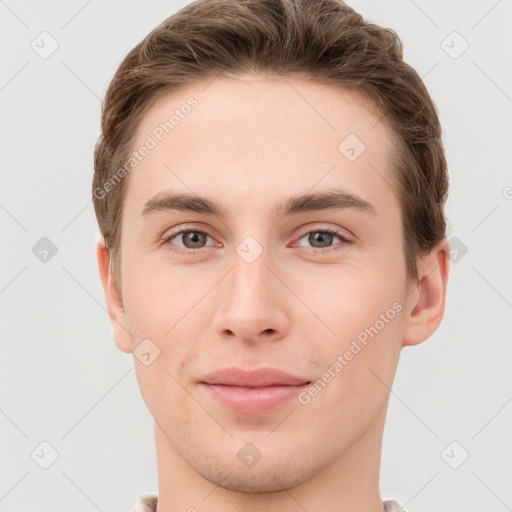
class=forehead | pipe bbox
[124,74,399,218]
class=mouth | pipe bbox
[199,367,311,414]
[200,382,311,414]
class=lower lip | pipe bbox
[201,383,310,414]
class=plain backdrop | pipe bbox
[1,1,511,511]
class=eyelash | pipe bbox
[162,225,354,256]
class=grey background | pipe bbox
[1,1,511,511]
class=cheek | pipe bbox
[121,259,207,371]
[294,264,404,406]
[121,256,191,334]
[294,260,403,338]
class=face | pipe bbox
[108,74,415,491]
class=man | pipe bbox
[93,0,450,510]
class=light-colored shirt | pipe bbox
[132,493,407,512]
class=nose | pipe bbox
[213,241,291,345]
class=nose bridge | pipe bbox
[213,235,290,341]
[229,236,277,309]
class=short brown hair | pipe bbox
[93,0,449,288]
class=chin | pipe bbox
[198,461,309,493]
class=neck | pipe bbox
[154,401,388,512]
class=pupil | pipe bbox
[311,232,332,247]
[185,232,204,248]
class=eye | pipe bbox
[295,228,353,254]
[163,229,215,255]
[162,225,354,256]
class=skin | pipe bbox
[97,73,449,512]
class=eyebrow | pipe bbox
[140,189,377,218]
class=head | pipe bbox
[94,0,450,494]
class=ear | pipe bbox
[96,236,133,354]
[402,239,451,347]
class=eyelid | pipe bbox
[294,223,354,241]
[162,223,218,242]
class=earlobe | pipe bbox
[402,240,450,347]
[96,236,133,354]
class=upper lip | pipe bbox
[200,367,310,387]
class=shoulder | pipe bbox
[383,499,407,512]
[132,493,158,512]
[130,494,405,512]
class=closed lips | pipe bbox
[200,367,310,387]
